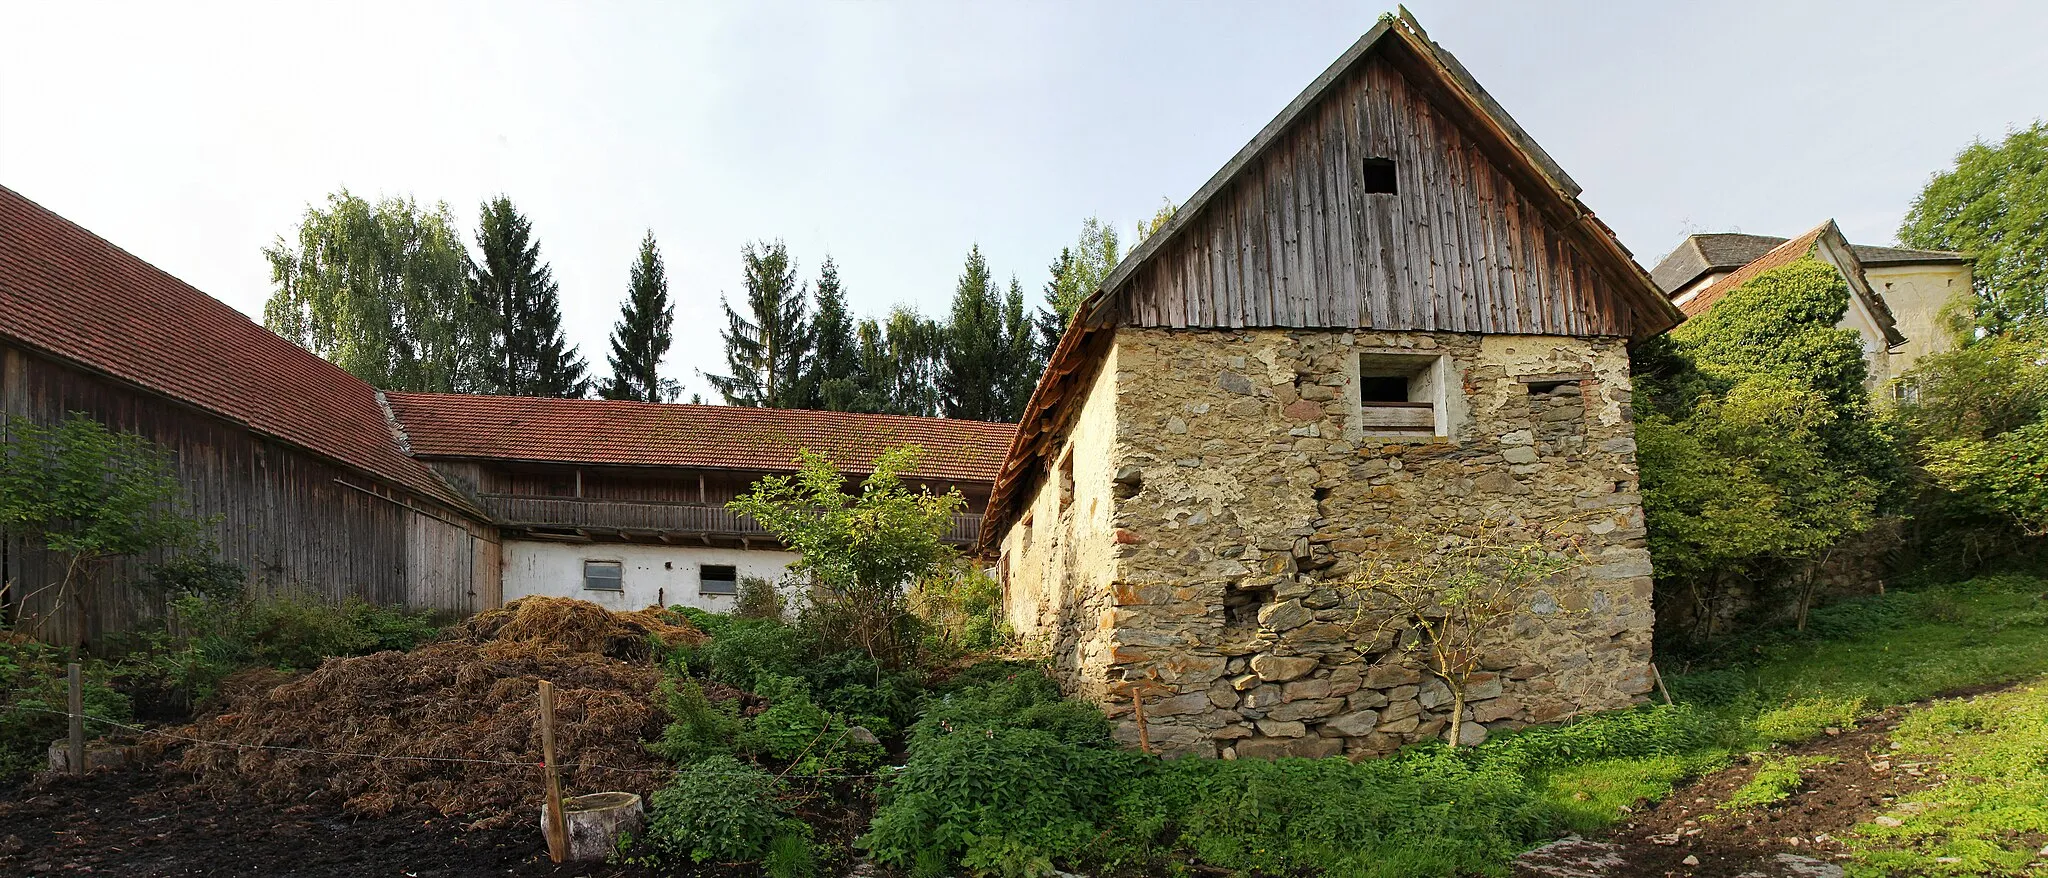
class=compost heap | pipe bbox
[175,597,704,829]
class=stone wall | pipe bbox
[1074,326,1657,758]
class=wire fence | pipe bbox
[3,702,894,781]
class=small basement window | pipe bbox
[699,564,738,596]
[583,560,623,592]
[1362,157,1397,194]
[1356,352,1445,437]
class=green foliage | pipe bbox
[1895,332,2048,443]
[863,726,1144,877]
[0,413,212,567]
[262,189,489,392]
[728,446,966,666]
[1899,120,2048,335]
[638,755,807,866]
[471,196,588,398]
[1721,754,1834,813]
[734,574,786,621]
[1634,257,1895,635]
[803,648,925,738]
[1849,680,2048,875]
[707,239,811,408]
[128,588,441,706]
[798,256,870,413]
[736,674,884,774]
[908,674,1111,751]
[1035,216,1120,358]
[600,230,678,402]
[910,564,1008,654]
[1923,419,2048,534]
[939,245,1039,422]
[853,306,945,417]
[0,637,131,782]
[696,617,805,691]
[648,674,740,766]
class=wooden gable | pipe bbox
[1111,21,1674,340]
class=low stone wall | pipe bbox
[1085,327,1657,758]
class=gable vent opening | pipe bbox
[1362,157,1397,194]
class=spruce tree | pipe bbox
[471,197,588,397]
[601,231,676,402]
[1035,247,1077,359]
[939,246,1037,422]
[1034,216,1120,360]
[858,307,943,417]
[799,257,865,411]
[705,240,811,407]
[1001,275,1042,418]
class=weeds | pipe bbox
[1720,755,1836,813]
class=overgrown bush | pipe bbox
[909,563,1007,654]
[636,755,810,868]
[0,635,131,782]
[694,617,806,691]
[735,574,787,621]
[121,587,443,708]
[737,674,884,774]
[647,675,741,766]
[803,648,925,738]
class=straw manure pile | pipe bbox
[176,598,703,828]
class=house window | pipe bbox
[699,564,738,596]
[1362,158,1397,194]
[1356,352,1445,437]
[1020,510,1034,552]
[583,560,623,592]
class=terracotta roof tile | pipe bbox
[385,392,1014,485]
[0,186,473,511]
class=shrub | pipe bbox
[908,674,1111,750]
[122,589,442,708]
[638,755,807,866]
[1475,704,1715,774]
[803,648,925,737]
[648,674,740,766]
[735,575,787,621]
[698,617,806,691]
[737,675,884,774]
[863,726,1143,877]
[1,636,131,782]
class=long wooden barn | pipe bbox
[0,186,1012,645]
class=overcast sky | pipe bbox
[3,1,2043,401]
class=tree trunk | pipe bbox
[542,792,645,863]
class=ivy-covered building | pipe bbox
[1652,221,1973,388]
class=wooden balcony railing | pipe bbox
[476,494,983,545]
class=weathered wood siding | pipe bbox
[0,343,497,644]
[1123,55,1636,337]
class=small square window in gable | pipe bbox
[1362,157,1397,194]
[1356,352,1446,438]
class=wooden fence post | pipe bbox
[67,662,85,776]
[539,680,569,863]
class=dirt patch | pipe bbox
[1519,702,1950,877]
[451,595,704,661]
[0,767,656,877]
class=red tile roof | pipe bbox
[1677,224,1828,318]
[0,186,474,511]
[385,392,1016,484]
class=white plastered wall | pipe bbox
[502,539,800,613]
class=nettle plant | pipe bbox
[1342,519,1584,748]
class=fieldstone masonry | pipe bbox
[1025,326,1657,759]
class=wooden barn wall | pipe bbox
[1123,55,1633,337]
[0,344,497,644]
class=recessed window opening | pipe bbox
[1020,510,1034,551]
[1357,353,1442,437]
[1056,450,1076,513]
[582,560,623,592]
[1526,379,1576,396]
[699,564,738,596]
[1362,158,1398,194]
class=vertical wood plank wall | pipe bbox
[1,344,498,643]
[1122,55,1637,336]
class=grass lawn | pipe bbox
[1537,570,2048,873]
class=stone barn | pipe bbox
[980,13,1685,758]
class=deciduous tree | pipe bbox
[262,190,487,392]
[1899,121,2048,335]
